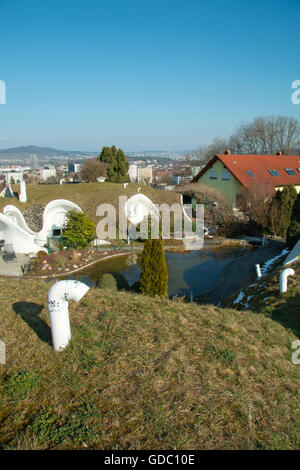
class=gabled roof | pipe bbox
[192,153,300,190]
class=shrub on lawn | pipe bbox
[138,239,168,297]
[62,210,96,249]
[97,273,118,291]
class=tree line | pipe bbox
[190,115,300,163]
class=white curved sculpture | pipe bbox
[179,194,192,223]
[0,199,82,254]
[0,214,45,254]
[125,193,159,225]
[280,268,295,293]
[47,280,89,351]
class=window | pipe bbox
[284,168,296,175]
[297,168,300,172]
[209,170,217,179]
[222,171,230,180]
[268,169,280,176]
[246,170,255,177]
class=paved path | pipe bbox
[0,253,29,277]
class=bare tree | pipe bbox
[229,116,300,155]
[239,181,274,228]
[190,137,229,164]
[80,158,107,183]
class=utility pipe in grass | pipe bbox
[280,268,295,294]
[47,280,89,351]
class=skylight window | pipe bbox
[246,170,255,177]
[268,169,279,176]
[284,168,296,175]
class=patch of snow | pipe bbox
[233,291,244,305]
[260,249,289,276]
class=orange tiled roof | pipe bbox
[193,153,300,190]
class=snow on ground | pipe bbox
[233,291,244,305]
[260,248,289,276]
[232,248,289,309]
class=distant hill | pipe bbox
[0,145,97,160]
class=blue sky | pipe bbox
[0,0,299,152]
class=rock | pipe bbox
[73,264,78,268]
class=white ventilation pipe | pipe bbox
[255,264,261,279]
[19,181,27,203]
[280,268,295,294]
[137,187,141,192]
[47,280,89,351]
[123,183,128,189]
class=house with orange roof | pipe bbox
[192,151,300,208]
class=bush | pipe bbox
[80,158,107,183]
[97,273,118,290]
[177,183,235,236]
[62,210,96,249]
[138,239,168,297]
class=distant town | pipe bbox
[0,146,203,189]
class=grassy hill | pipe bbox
[1,182,180,225]
[0,277,299,450]
[225,261,300,338]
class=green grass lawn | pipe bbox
[0,278,299,449]
[2,182,180,225]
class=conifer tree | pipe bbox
[269,186,297,237]
[98,145,129,183]
[286,192,300,247]
[138,239,168,297]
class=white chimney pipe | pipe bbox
[47,280,89,351]
[19,181,27,203]
[280,268,295,294]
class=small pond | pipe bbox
[67,246,253,298]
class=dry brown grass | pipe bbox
[225,261,300,338]
[0,278,299,449]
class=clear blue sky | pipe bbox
[0,0,299,152]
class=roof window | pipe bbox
[284,168,296,175]
[268,169,280,176]
[246,170,255,177]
